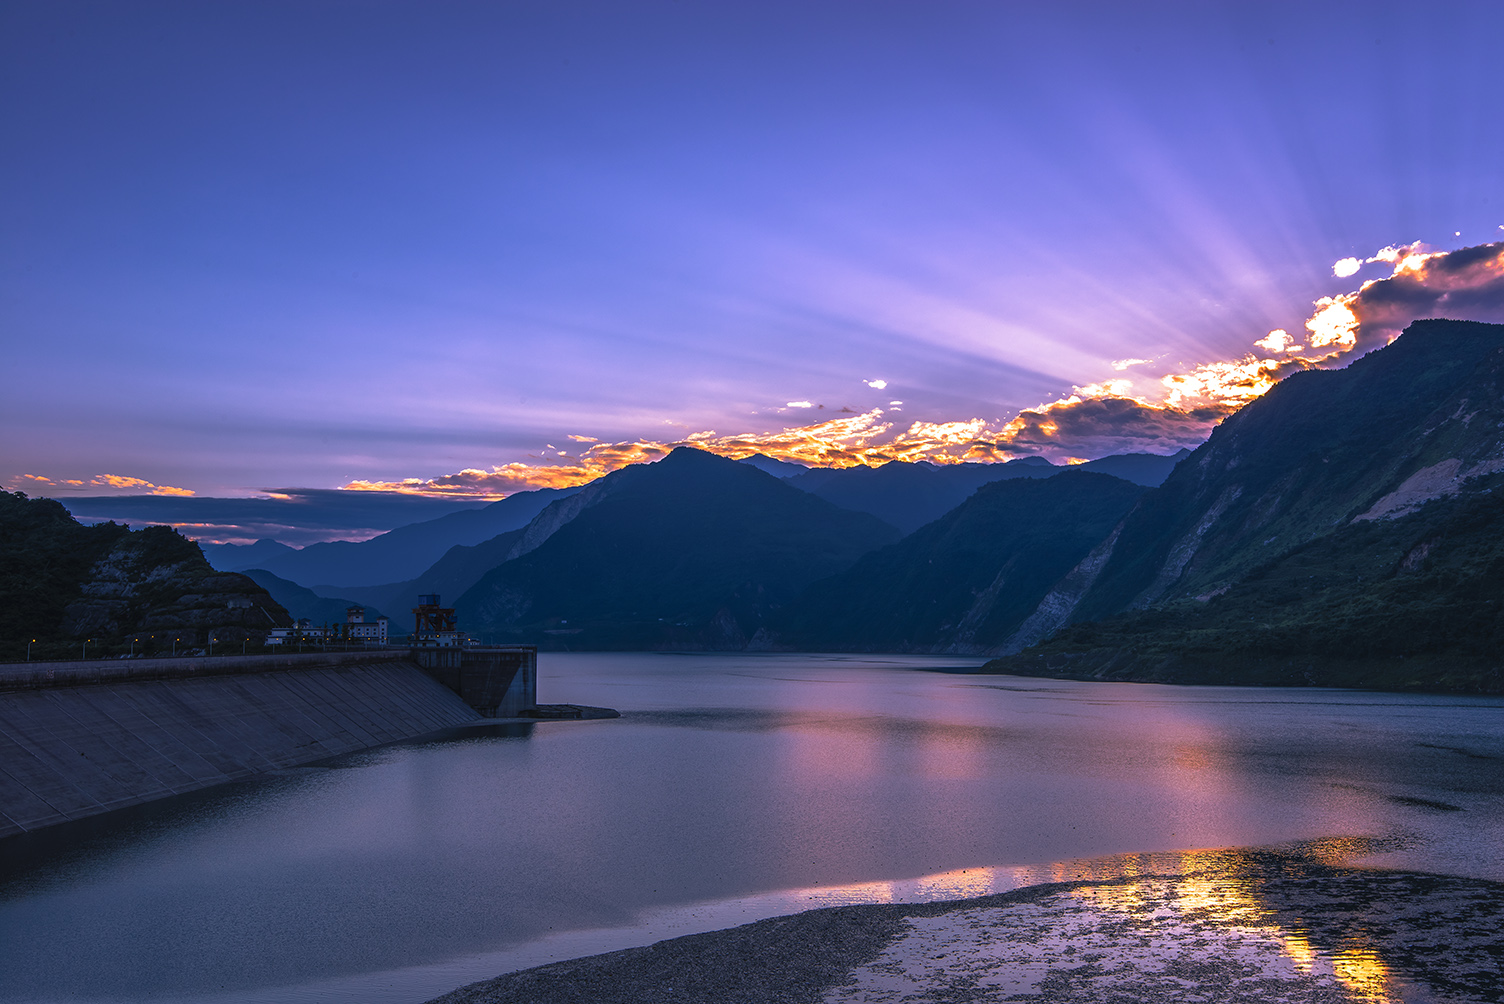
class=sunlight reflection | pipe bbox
[1331,945,1397,1002]
[1036,846,1403,1001]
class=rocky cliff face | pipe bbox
[62,530,289,641]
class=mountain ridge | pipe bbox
[984,318,1504,691]
[453,447,901,648]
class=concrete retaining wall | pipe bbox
[0,657,482,838]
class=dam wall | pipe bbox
[409,646,537,718]
[0,653,485,838]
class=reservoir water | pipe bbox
[1,653,1501,1003]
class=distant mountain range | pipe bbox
[209,486,577,587]
[237,568,394,629]
[207,449,1186,595]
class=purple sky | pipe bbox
[5,1,1503,500]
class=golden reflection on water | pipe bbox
[1281,928,1320,973]
[1331,945,1396,1002]
[1020,846,1401,1002]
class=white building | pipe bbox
[345,606,389,645]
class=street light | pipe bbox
[82,638,90,660]
[28,639,35,661]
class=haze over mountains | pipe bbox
[204,487,577,586]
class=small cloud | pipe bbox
[786,401,815,408]
[1253,329,1301,353]
[22,474,54,484]
[1333,257,1362,278]
[1111,358,1153,371]
[567,435,599,443]
[888,400,903,406]
[865,379,887,389]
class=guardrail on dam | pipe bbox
[0,647,538,838]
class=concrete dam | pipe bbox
[0,646,537,839]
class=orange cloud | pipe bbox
[12,473,198,496]
[89,475,197,497]
[341,241,1504,498]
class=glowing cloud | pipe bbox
[865,379,888,389]
[1253,329,1300,353]
[339,241,1504,497]
[24,474,200,497]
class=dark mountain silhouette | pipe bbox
[239,568,392,630]
[1076,449,1191,485]
[737,453,810,478]
[1,491,290,660]
[320,528,527,622]
[779,471,1147,653]
[246,486,579,588]
[200,537,297,571]
[780,452,1186,535]
[452,447,901,648]
[786,456,1058,533]
[987,319,1504,692]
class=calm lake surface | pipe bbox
[2,653,1502,1004]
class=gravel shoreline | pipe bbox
[427,848,1504,1004]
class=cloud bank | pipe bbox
[333,240,1500,496]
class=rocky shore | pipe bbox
[428,845,1502,1004]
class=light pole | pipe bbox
[28,639,35,661]
[82,638,90,660]
[208,633,215,657]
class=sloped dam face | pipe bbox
[0,649,534,837]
